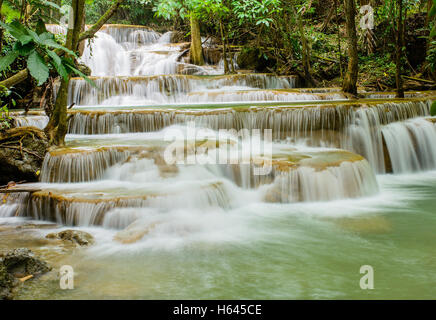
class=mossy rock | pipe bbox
[46,230,94,246]
[236,47,276,72]
[2,248,51,278]
[0,263,17,300]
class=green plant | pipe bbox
[427,41,436,72]
[0,105,12,131]
[1,0,63,25]
[0,19,93,86]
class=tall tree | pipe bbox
[342,0,358,95]
[0,0,3,53]
[395,0,405,98]
[44,0,85,145]
[189,14,204,65]
[154,0,205,66]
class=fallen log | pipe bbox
[0,189,41,193]
[402,75,436,84]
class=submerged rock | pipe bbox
[2,248,51,278]
[46,230,94,246]
[177,63,207,75]
[0,248,51,300]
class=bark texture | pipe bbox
[342,0,359,95]
[44,0,85,145]
[395,0,405,98]
[189,15,205,66]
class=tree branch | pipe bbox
[78,0,124,42]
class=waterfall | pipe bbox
[382,118,436,173]
[5,24,436,233]
[67,74,297,106]
[65,99,433,174]
[40,148,133,183]
[14,115,49,129]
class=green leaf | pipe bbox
[39,32,55,42]
[63,61,96,88]
[0,52,19,72]
[40,0,61,10]
[0,20,33,45]
[431,25,436,39]
[13,41,35,56]
[27,28,43,45]
[27,51,49,86]
[431,101,436,117]
[42,39,77,57]
[46,50,68,81]
[430,2,436,18]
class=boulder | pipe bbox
[176,63,207,75]
[46,229,94,246]
[2,248,51,278]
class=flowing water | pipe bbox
[3,25,436,299]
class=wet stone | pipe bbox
[46,230,94,246]
[1,248,51,278]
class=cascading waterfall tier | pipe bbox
[65,98,435,174]
[381,117,436,173]
[1,144,378,226]
[6,24,436,237]
[6,181,231,226]
[67,74,298,106]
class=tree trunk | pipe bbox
[0,70,29,88]
[342,0,359,95]
[321,3,335,32]
[79,0,124,42]
[0,0,4,53]
[44,0,86,146]
[395,0,405,98]
[219,20,229,74]
[297,13,316,86]
[426,0,433,26]
[336,0,343,78]
[78,12,86,56]
[291,1,316,87]
[189,14,204,66]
